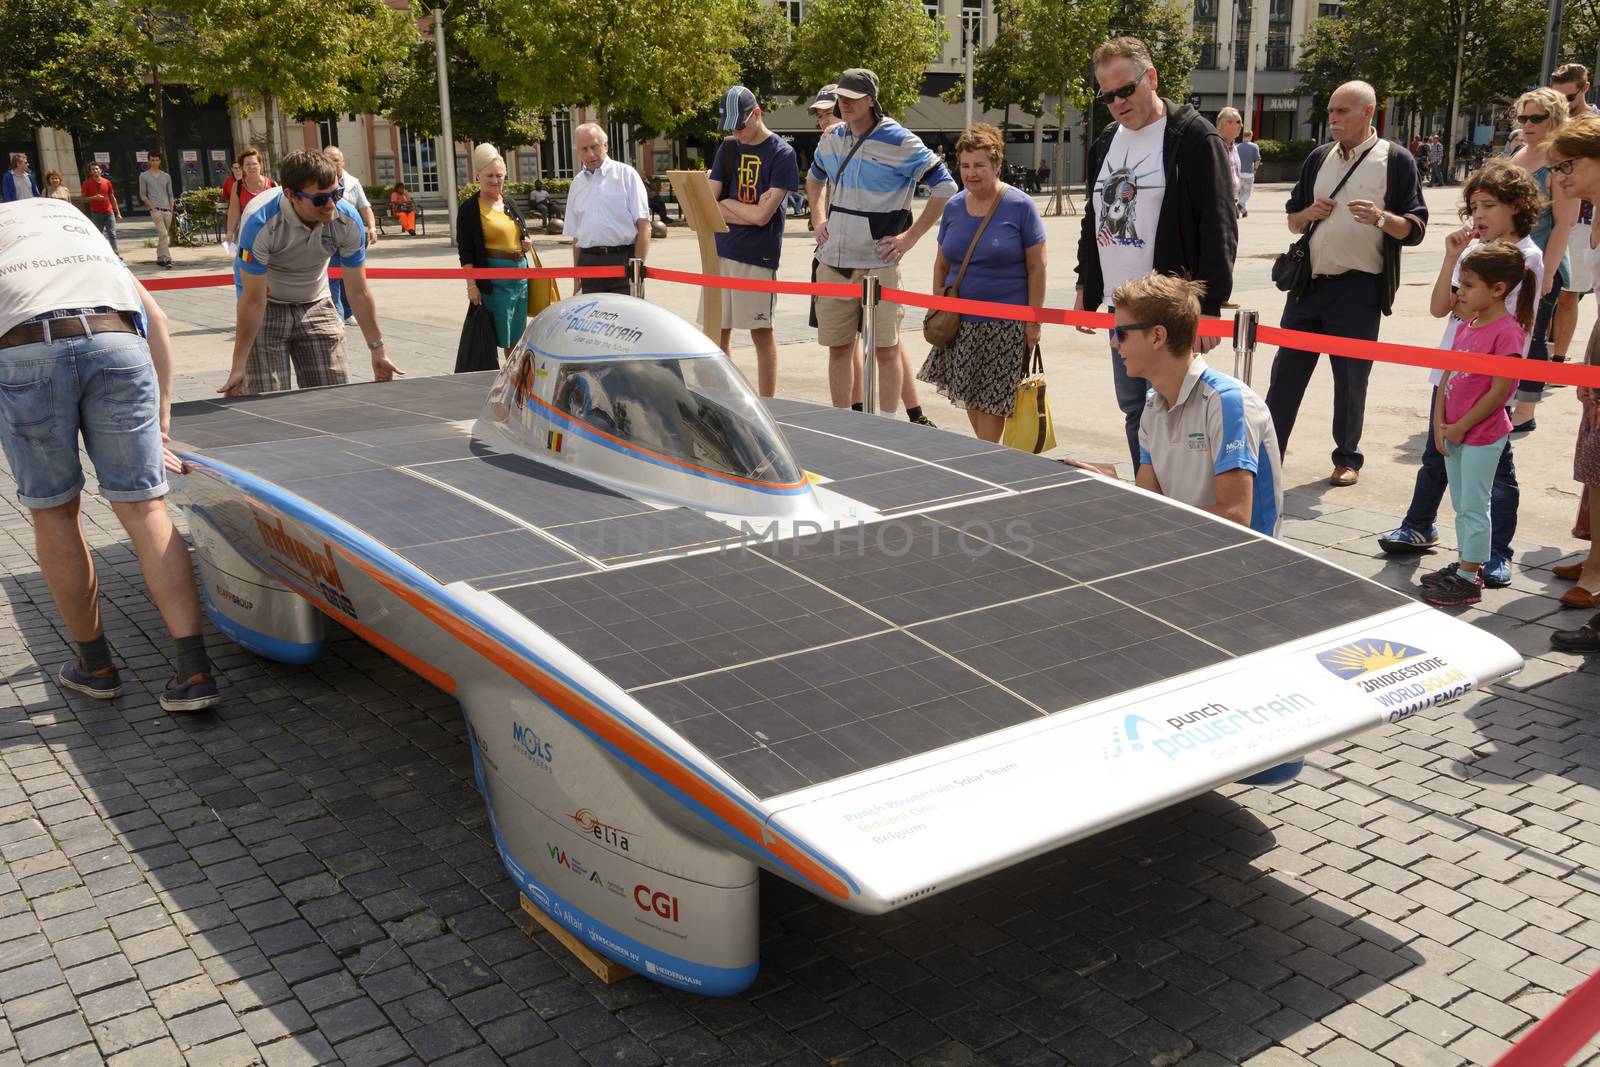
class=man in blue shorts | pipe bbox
[0,198,222,710]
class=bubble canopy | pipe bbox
[550,355,803,488]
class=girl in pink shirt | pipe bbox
[1424,241,1535,607]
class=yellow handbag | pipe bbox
[528,246,560,317]
[1002,345,1057,454]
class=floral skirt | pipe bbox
[917,318,1027,417]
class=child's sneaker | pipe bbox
[160,673,221,713]
[1481,552,1512,588]
[58,660,121,699]
[1378,524,1439,554]
[1419,562,1460,590]
[1422,569,1483,607]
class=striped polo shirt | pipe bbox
[808,117,957,269]
[1138,356,1282,537]
[237,187,367,304]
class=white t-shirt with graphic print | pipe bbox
[1092,116,1167,304]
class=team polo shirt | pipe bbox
[1138,356,1282,537]
[236,187,366,304]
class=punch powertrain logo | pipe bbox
[1102,695,1320,764]
[568,808,634,853]
[1316,638,1422,680]
[1314,637,1469,723]
[512,722,554,772]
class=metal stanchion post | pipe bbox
[1233,309,1260,388]
[627,258,645,299]
[860,275,878,414]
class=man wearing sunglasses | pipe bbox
[706,85,798,397]
[1073,36,1237,470]
[1552,64,1598,372]
[225,149,401,396]
[1264,80,1427,488]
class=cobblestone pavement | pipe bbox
[2,254,1600,1067]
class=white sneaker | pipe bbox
[344,315,357,326]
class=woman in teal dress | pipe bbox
[456,144,531,356]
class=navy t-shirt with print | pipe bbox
[708,134,799,268]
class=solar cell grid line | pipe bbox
[398,463,609,570]
[770,416,1019,491]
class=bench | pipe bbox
[375,203,429,237]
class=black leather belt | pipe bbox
[579,244,633,255]
[0,311,140,349]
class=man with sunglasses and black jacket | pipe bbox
[1073,36,1237,470]
[224,149,402,396]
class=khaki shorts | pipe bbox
[815,262,903,349]
[700,259,777,331]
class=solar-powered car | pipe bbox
[169,294,1521,995]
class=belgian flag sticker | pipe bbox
[546,430,563,452]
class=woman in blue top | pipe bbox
[917,124,1047,442]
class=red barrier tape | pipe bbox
[1492,966,1600,1067]
[136,261,1595,386]
[138,265,625,291]
[643,265,857,299]
[1259,323,1600,389]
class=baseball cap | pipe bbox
[834,69,880,100]
[719,86,758,131]
[809,84,839,110]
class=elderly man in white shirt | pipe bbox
[323,146,378,324]
[564,123,650,295]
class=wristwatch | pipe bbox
[1373,210,1387,229]
[367,337,385,351]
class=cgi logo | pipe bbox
[634,885,680,924]
[568,808,633,853]
[512,722,554,772]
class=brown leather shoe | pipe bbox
[1329,466,1359,487]
[1553,563,1584,581]
[1560,585,1600,609]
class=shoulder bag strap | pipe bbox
[1303,140,1378,241]
[826,118,882,208]
[947,185,1005,296]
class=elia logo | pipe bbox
[568,808,633,853]
[634,885,680,923]
[512,722,554,772]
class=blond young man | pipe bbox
[1115,272,1282,537]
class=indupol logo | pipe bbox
[1316,638,1422,680]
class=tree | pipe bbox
[785,0,945,117]
[1294,6,1403,125]
[381,0,543,149]
[1107,0,1201,105]
[965,0,1113,214]
[0,0,145,135]
[476,0,746,134]
[168,0,417,168]
[734,0,793,102]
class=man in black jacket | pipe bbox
[1074,36,1237,468]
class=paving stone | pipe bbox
[89,1007,169,1057]
[13,1013,94,1061]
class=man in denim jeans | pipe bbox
[0,198,221,711]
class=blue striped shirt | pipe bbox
[809,118,956,269]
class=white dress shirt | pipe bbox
[564,157,650,248]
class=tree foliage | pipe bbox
[475,0,746,133]
[734,0,794,103]
[0,0,146,134]
[381,0,543,148]
[1107,0,1201,105]
[784,0,946,117]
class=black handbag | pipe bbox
[1272,141,1377,298]
[455,303,500,373]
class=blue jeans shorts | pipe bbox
[0,327,167,509]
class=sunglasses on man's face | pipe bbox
[293,185,345,207]
[1516,113,1550,124]
[1562,90,1583,103]
[1096,71,1146,108]
[1112,322,1154,344]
